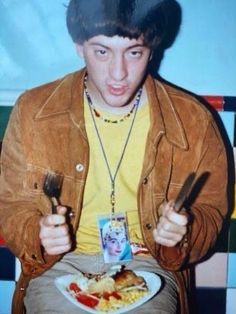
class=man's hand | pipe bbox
[153,201,188,247]
[39,206,72,255]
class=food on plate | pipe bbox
[66,266,149,312]
[96,289,147,312]
[113,269,147,291]
[88,276,115,294]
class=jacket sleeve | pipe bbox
[158,117,230,270]
[0,100,59,276]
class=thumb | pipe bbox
[56,205,67,216]
[161,200,175,217]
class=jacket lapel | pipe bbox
[146,75,188,150]
[34,69,88,139]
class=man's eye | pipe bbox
[129,50,142,58]
[95,49,107,56]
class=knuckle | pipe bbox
[40,239,46,247]
[39,230,44,239]
[176,234,183,242]
[42,238,51,248]
[66,243,72,251]
[55,216,65,225]
[163,223,171,232]
[155,224,161,233]
[158,228,164,237]
[182,226,187,235]
[166,207,172,217]
[46,215,53,225]
[158,227,165,236]
[154,235,162,244]
[61,225,69,235]
[179,213,188,225]
[159,216,167,226]
[48,248,57,255]
[62,236,70,245]
[39,217,44,226]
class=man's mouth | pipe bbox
[107,84,128,96]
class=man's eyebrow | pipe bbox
[90,43,109,49]
[128,44,145,49]
[89,43,145,49]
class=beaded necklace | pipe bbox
[84,76,142,123]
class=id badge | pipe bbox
[98,213,133,264]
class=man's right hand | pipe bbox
[39,206,72,255]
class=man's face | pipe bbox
[76,35,151,108]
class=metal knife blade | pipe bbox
[174,172,196,212]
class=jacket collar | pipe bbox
[35,68,188,150]
[35,69,86,125]
[145,75,188,150]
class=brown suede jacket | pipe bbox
[0,69,228,313]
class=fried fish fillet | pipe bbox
[113,270,146,290]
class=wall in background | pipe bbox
[0,0,236,96]
[159,0,236,95]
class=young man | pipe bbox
[0,0,228,313]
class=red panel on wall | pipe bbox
[203,96,224,111]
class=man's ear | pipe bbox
[75,43,84,58]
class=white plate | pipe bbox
[55,271,162,314]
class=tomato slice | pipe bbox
[111,291,121,300]
[69,282,81,294]
[102,291,110,301]
[76,294,99,308]
[103,291,121,300]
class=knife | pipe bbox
[174,172,196,212]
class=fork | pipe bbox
[43,172,64,214]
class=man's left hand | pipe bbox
[153,201,188,247]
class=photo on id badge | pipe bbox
[98,213,133,264]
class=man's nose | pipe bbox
[109,55,127,81]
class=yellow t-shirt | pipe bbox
[75,95,150,253]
